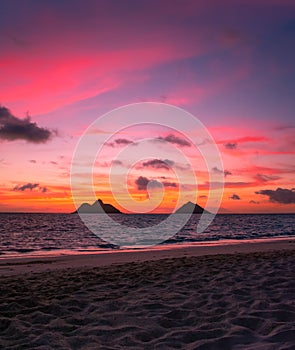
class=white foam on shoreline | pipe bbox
[0,237,294,277]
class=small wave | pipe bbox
[41,247,61,251]
[14,248,35,253]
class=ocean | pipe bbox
[0,213,294,258]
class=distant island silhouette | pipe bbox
[73,199,208,214]
[72,199,122,214]
[175,201,209,214]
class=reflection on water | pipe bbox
[0,213,294,257]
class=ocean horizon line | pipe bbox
[0,211,294,215]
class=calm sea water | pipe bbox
[0,213,294,258]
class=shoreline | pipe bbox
[1,236,294,276]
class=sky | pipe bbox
[0,0,294,213]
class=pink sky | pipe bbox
[0,0,294,213]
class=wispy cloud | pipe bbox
[222,136,268,151]
[162,181,177,188]
[212,166,232,177]
[13,183,39,191]
[155,134,191,147]
[249,200,260,204]
[112,160,123,166]
[254,174,281,182]
[13,183,48,193]
[106,138,135,147]
[141,159,174,170]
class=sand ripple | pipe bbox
[0,250,295,349]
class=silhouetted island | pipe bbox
[72,199,122,214]
[175,201,209,214]
[72,199,209,215]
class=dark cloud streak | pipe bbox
[142,159,174,170]
[13,183,48,193]
[13,183,39,191]
[254,173,281,182]
[156,134,191,147]
[106,138,134,147]
[162,181,177,188]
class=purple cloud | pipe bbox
[212,166,232,177]
[0,106,54,143]
[156,134,191,147]
[142,159,174,170]
[162,181,177,187]
[135,176,162,190]
[255,188,295,204]
[224,142,237,150]
[112,160,123,166]
[229,193,241,200]
[13,183,39,191]
[255,174,281,182]
[106,138,134,147]
[12,183,48,193]
[135,176,177,190]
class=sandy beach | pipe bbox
[1,240,295,349]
